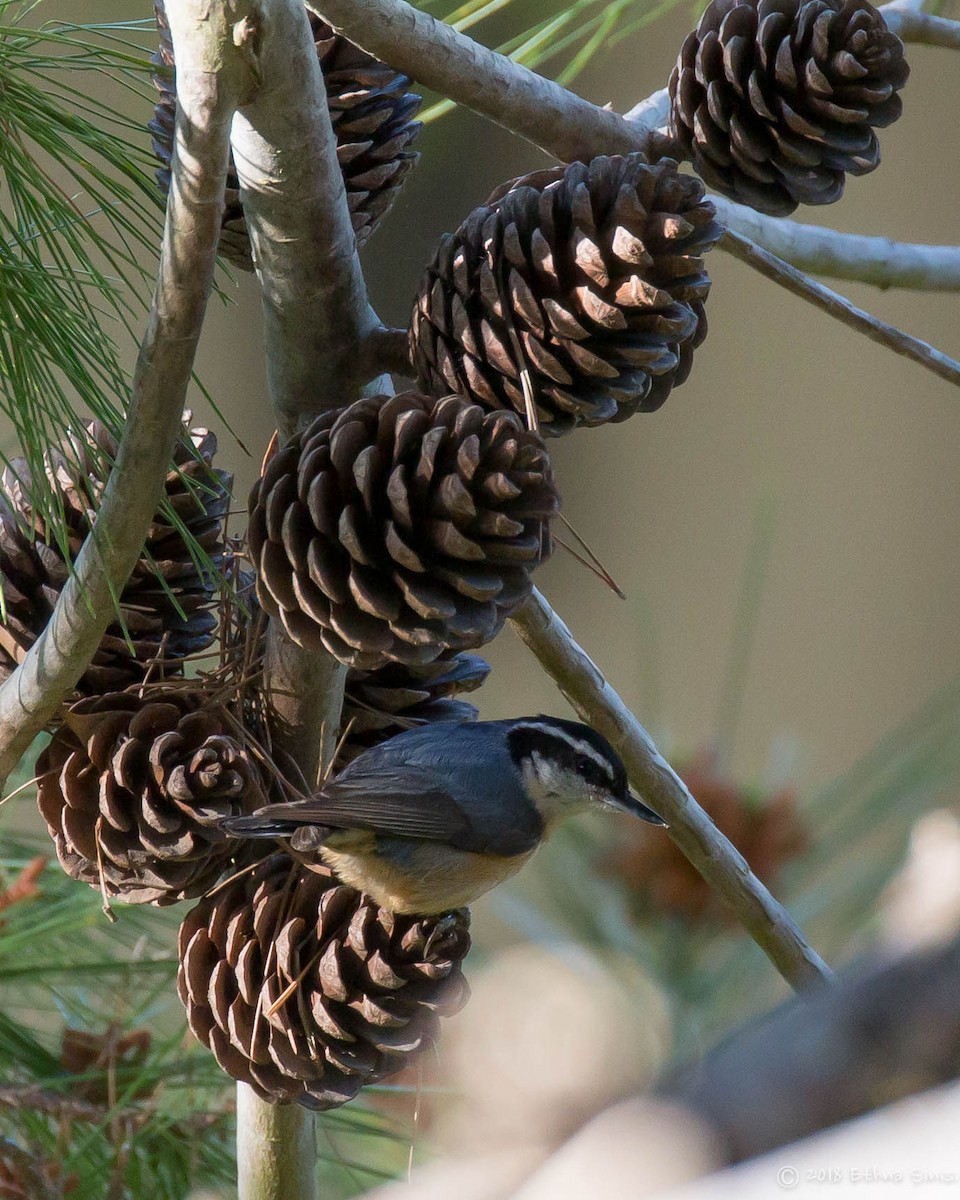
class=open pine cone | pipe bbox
[668,0,908,215]
[248,392,558,668]
[340,652,490,763]
[177,853,470,1109]
[37,690,265,906]
[0,419,230,693]
[410,154,721,435]
[150,0,421,266]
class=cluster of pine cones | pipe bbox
[0,0,905,1113]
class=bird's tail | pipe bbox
[219,814,301,839]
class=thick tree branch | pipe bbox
[313,0,658,161]
[0,0,253,790]
[232,0,379,435]
[510,589,833,993]
[722,228,960,391]
[228,2,395,1192]
[662,932,960,1162]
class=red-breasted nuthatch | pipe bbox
[220,715,665,914]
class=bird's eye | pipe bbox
[575,759,592,778]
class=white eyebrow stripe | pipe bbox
[513,721,615,782]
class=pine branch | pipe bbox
[314,0,960,299]
[0,0,256,790]
[884,2,960,48]
[721,228,960,391]
[312,0,661,161]
[662,932,960,1161]
[510,589,834,993]
[712,197,960,292]
[225,0,401,1191]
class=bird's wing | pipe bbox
[251,763,488,850]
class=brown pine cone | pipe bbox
[409,154,721,436]
[37,690,265,906]
[59,1027,154,1103]
[604,751,809,924]
[668,0,909,216]
[0,495,59,683]
[248,392,557,668]
[149,1,421,267]
[340,653,490,763]
[177,852,470,1109]
[1,419,231,693]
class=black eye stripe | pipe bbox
[508,722,621,790]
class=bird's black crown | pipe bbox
[505,715,628,799]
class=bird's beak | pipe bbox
[609,791,667,826]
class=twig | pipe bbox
[712,197,960,292]
[362,326,413,380]
[314,0,657,161]
[884,3,960,48]
[0,855,46,916]
[721,228,960,391]
[510,588,833,993]
[0,3,252,790]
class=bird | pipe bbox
[220,715,666,915]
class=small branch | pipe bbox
[510,589,833,994]
[623,86,669,129]
[0,0,254,790]
[722,228,960,391]
[236,1086,318,1200]
[713,197,960,292]
[884,3,960,48]
[662,932,960,1161]
[314,0,657,161]
[361,325,413,380]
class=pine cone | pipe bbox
[409,154,721,436]
[37,690,265,906]
[668,0,908,216]
[340,652,490,763]
[604,751,809,924]
[0,495,58,683]
[177,853,470,1109]
[150,1,421,266]
[59,1027,154,1103]
[1,419,231,693]
[248,392,558,668]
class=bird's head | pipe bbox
[506,716,666,830]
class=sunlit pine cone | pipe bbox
[340,652,490,764]
[177,853,470,1109]
[668,0,908,215]
[604,751,809,923]
[1,419,231,693]
[150,1,421,267]
[410,154,721,435]
[248,392,558,668]
[37,691,265,906]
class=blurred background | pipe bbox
[1,1,960,1196]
